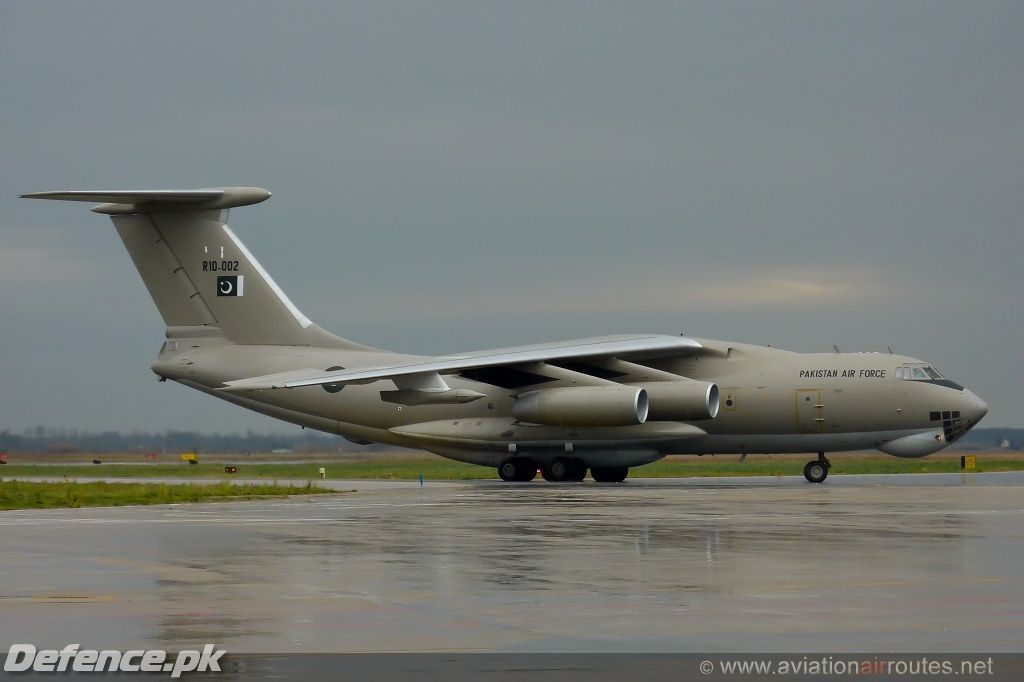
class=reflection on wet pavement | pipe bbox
[0,473,1021,652]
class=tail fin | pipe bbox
[21,187,364,349]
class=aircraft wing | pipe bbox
[220,334,701,391]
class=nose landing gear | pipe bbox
[803,452,831,483]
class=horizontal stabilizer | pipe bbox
[20,187,271,214]
[220,334,702,391]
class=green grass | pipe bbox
[638,456,1024,477]
[0,459,483,480]
[1,454,1021,481]
[0,479,333,511]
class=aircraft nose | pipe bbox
[961,389,988,425]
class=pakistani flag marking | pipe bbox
[217,275,244,297]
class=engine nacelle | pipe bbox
[512,386,649,427]
[638,380,720,421]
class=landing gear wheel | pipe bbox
[591,466,629,483]
[542,457,582,482]
[803,453,830,483]
[569,459,587,482]
[498,457,537,482]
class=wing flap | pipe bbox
[220,334,702,392]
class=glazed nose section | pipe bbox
[961,389,988,425]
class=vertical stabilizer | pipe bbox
[21,188,365,349]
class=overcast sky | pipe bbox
[2,1,1021,433]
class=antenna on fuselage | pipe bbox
[832,344,841,353]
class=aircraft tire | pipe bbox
[569,459,587,482]
[803,460,828,483]
[498,458,536,482]
[517,461,538,482]
[591,466,629,483]
[542,458,574,482]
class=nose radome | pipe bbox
[961,389,988,424]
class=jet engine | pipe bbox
[638,380,720,421]
[512,386,649,426]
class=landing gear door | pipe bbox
[796,389,825,433]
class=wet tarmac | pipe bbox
[0,473,1022,653]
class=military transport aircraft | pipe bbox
[22,187,988,483]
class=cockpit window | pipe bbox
[898,363,946,381]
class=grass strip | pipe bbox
[1,455,1022,481]
[0,479,333,511]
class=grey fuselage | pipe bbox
[154,334,987,469]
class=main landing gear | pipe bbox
[496,457,630,483]
[803,452,831,483]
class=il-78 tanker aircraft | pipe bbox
[23,187,988,483]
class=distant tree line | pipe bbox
[0,426,1019,454]
[954,427,1023,451]
[0,426,386,454]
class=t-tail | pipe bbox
[20,187,364,349]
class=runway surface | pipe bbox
[1,473,1022,653]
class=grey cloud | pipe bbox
[1,1,1021,431]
